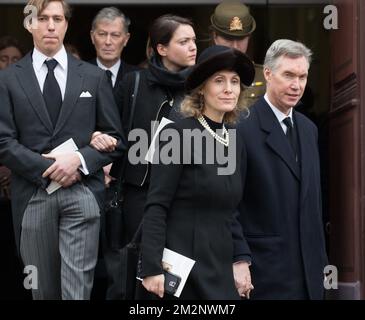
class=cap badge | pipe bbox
[229,17,243,31]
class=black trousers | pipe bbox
[99,183,148,300]
[123,183,149,243]
[123,183,149,299]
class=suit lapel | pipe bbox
[15,53,54,134]
[295,112,311,202]
[53,54,83,136]
[115,61,124,88]
[256,99,300,180]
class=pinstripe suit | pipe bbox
[0,51,125,299]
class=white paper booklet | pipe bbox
[45,138,78,195]
[144,117,174,163]
[136,248,195,298]
[162,248,195,298]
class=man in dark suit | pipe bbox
[89,6,139,300]
[234,39,328,299]
[90,7,139,93]
[0,0,124,300]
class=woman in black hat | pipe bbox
[139,45,255,300]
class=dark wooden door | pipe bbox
[328,0,365,299]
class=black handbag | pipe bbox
[105,71,140,249]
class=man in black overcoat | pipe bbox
[234,39,328,299]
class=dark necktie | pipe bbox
[106,70,113,88]
[283,117,298,160]
[43,59,62,127]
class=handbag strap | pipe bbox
[127,220,143,248]
[128,71,141,138]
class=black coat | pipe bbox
[110,58,191,243]
[234,97,328,299]
[0,53,125,251]
[140,117,251,300]
[112,57,190,187]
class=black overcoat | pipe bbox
[234,98,328,299]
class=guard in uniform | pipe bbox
[210,0,265,106]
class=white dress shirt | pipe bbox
[96,58,121,87]
[33,46,68,99]
[32,45,89,175]
[264,94,294,134]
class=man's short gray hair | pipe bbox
[264,39,312,71]
[91,7,131,33]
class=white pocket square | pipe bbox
[80,91,92,98]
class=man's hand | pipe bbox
[90,131,117,152]
[142,274,165,298]
[103,163,114,187]
[42,152,81,187]
[233,261,254,298]
[0,166,11,199]
[59,171,82,188]
[0,165,11,189]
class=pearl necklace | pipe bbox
[197,115,229,147]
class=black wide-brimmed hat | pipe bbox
[186,45,255,92]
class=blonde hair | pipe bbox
[181,82,248,124]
